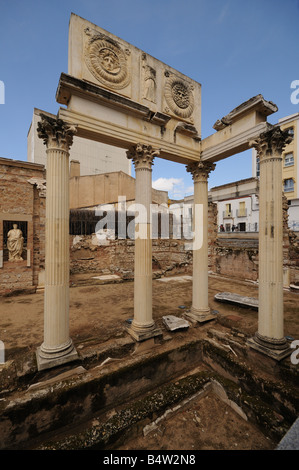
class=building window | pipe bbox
[284,178,294,193]
[224,203,232,218]
[284,153,294,167]
[256,156,260,177]
[286,126,294,139]
[237,201,247,217]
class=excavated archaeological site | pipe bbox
[1,13,299,452]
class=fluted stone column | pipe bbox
[127,143,162,341]
[186,161,216,322]
[36,114,78,370]
[248,127,293,360]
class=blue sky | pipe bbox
[1,0,299,199]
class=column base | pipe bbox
[184,307,217,324]
[127,322,163,342]
[247,333,291,361]
[36,341,79,371]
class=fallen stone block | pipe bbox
[214,292,258,310]
[162,315,190,331]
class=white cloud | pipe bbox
[152,177,183,193]
[185,185,194,195]
[152,177,194,199]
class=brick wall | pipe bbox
[0,158,45,295]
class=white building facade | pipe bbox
[27,108,132,177]
[211,178,259,232]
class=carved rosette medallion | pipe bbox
[164,73,194,119]
[84,29,131,90]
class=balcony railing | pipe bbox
[223,210,233,218]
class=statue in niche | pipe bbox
[7,224,24,262]
[143,65,156,103]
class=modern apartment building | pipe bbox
[252,112,299,230]
[210,178,259,233]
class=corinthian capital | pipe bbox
[126,143,160,170]
[37,114,78,151]
[186,161,216,182]
[249,127,293,161]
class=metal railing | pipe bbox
[223,210,233,218]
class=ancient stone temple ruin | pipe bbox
[0,13,298,451]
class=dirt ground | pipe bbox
[0,273,298,451]
[0,272,298,361]
[118,392,275,451]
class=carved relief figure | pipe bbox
[143,65,156,103]
[7,224,24,261]
[99,48,121,75]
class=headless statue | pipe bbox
[7,224,24,261]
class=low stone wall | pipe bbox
[70,202,218,280]
[0,263,35,294]
[212,234,299,285]
[213,238,259,281]
[287,230,299,285]
[211,196,299,285]
[70,236,193,279]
